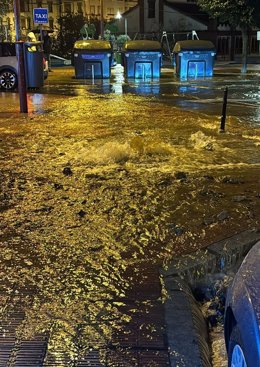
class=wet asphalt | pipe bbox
[0,63,259,366]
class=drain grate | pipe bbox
[0,311,47,367]
[1,267,170,366]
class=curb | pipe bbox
[161,228,260,367]
[163,276,211,367]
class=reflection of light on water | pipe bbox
[73,65,125,95]
[112,64,124,94]
[0,92,18,113]
[2,73,260,364]
[30,93,44,106]
[135,80,160,95]
[75,79,113,94]
[0,92,17,101]
[27,93,48,114]
[74,86,88,96]
[242,134,260,146]
[124,79,160,95]
[255,107,260,125]
[243,90,260,125]
[178,85,199,94]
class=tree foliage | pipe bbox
[53,14,103,57]
[0,0,11,16]
[52,14,86,58]
[197,0,260,28]
[104,21,119,35]
[197,0,260,72]
[80,23,96,39]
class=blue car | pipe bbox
[224,240,260,367]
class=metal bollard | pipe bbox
[91,65,95,82]
[220,87,228,132]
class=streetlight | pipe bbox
[115,11,127,36]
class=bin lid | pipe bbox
[24,41,43,51]
[123,40,162,52]
[173,40,216,53]
[24,41,42,46]
[74,40,112,51]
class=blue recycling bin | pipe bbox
[24,41,44,88]
[73,40,113,79]
[122,40,162,79]
[173,40,216,78]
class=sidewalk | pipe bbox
[162,58,260,73]
[214,60,260,73]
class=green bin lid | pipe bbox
[123,40,161,51]
[74,40,112,50]
[173,40,216,53]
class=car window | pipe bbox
[0,43,16,57]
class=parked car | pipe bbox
[224,240,260,367]
[0,41,48,90]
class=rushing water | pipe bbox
[0,65,259,366]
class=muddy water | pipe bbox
[0,67,259,365]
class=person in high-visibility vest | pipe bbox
[27,31,37,52]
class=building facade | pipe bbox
[0,0,137,41]
[1,0,259,60]
[117,0,259,60]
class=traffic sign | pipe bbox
[33,8,48,24]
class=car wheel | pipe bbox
[0,70,17,90]
[228,325,248,367]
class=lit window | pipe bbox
[107,7,114,15]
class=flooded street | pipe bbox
[0,65,259,366]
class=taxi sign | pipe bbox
[33,8,48,24]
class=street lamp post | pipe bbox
[115,11,127,36]
[100,0,104,38]
[124,17,127,36]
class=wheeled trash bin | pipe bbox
[121,40,162,79]
[24,41,44,88]
[73,40,113,79]
[173,40,216,78]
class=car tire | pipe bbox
[228,325,248,367]
[0,69,18,90]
